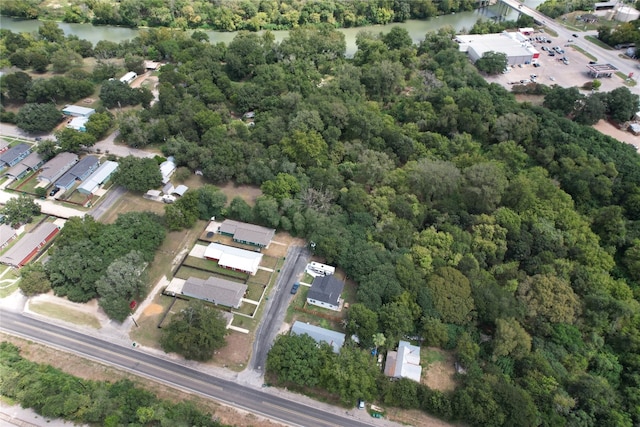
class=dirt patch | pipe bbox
[144,303,163,316]
[218,182,262,206]
[208,330,253,371]
[385,407,462,427]
[593,119,640,151]
[0,333,283,427]
[422,348,457,393]
[265,232,305,258]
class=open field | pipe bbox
[29,301,101,328]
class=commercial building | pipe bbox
[77,161,118,195]
[307,274,344,311]
[62,105,95,118]
[37,152,78,184]
[204,243,263,276]
[218,219,275,248]
[384,340,422,382]
[181,276,247,309]
[456,31,540,66]
[0,222,59,268]
[291,321,346,353]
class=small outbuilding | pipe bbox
[120,71,137,85]
[629,123,640,135]
[307,274,344,311]
[66,116,90,132]
[291,321,346,353]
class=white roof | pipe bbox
[62,105,95,116]
[172,184,188,196]
[120,71,137,82]
[204,243,263,275]
[67,116,90,131]
[77,161,118,193]
[456,32,538,58]
[394,340,422,382]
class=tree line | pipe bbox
[0,342,227,426]
[3,0,478,31]
[3,20,640,427]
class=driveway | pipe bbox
[0,190,85,219]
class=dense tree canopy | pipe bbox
[112,156,162,193]
[1,194,41,226]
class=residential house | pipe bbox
[0,222,59,268]
[204,243,263,275]
[5,152,44,180]
[66,116,90,132]
[37,152,78,184]
[218,219,275,249]
[77,161,118,195]
[54,155,99,191]
[384,340,422,382]
[0,144,31,169]
[291,321,346,353]
[181,276,247,309]
[160,156,176,184]
[0,224,17,249]
[306,274,344,311]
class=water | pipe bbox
[0,0,544,56]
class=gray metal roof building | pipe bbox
[0,222,59,268]
[5,152,44,179]
[0,224,17,248]
[291,321,346,353]
[77,161,118,194]
[218,219,275,248]
[181,276,247,309]
[37,152,78,183]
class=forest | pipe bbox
[1,21,640,427]
[1,0,477,31]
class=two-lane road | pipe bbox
[0,311,389,427]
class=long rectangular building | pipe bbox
[77,161,118,195]
[0,222,59,268]
[456,31,540,66]
[204,243,263,275]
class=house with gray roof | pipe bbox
[384,340,422,382]
[0,222,59,268]
[307,274,344,311]
[291,321,346,353]
[181,276,247,309]
[5,152,45,180]
[218,219,275,248]
[37,152,78,184]
[0,144,31,169]
[54,155,99,191]
[0,224,17,249]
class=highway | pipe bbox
[0,310,387,427]
[502,0,640,95]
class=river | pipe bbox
[0,0,544,56]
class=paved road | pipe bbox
[0,189,85,219]
[0,310,391,427]
[503,0,640,94]
[89,185,126,220]
[249,245,310,372]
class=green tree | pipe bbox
[85,112,113,139]
[50,49,83,73]
[55,128,97,152]
[160,301,228,361]
[427,267,474,325]
[0,71,32,102]
[517,274,580,327]
[38,21,65,43]
[16,103,61,133]
[1,194,41,226]
[607,86,639,123]
[96,251,147,322]
[266,333,333,387]
[18,262,51,296]
[475,51,508,74]
[260,173,300,202]
[346,303,379,348]
[492,317,531,360]
[112,156,162,193]
[322,346,380,405]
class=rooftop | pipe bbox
[218,219,275,247]
[182,276,247,308]
[308,274,344,306]
[291,321,346,353]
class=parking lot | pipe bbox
[486,32,623,93]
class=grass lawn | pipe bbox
[422,348,446,366]
[585,35,613,50]
[261,255,279,269]
[182,256,250,280]
[0,280,20,298]
[131,296,190,347]
[251,269,271,285]
[301,272,314,283]
[29,301,101,329]
[235,301,258,317]
[175,265,217,281]
[569,44,597,61]
[616,71,637,86]
[244,281,265,301]
[9,173,42,193]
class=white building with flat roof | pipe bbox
[62,105,95,118]
[456,32,540,66]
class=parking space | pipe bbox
[487,32,622,92]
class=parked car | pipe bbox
[572,33,579,38]
[358,399,365,409]
[290,282,300,294]
[589,61,598,64]
[533,62,541,67]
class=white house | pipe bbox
[120,71,137,85]
[204,242,263,275]
[384,340,422,382]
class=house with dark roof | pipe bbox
[384,340,422,382]
[306,274,344,311]
[54,155,99,191]
[218,219,275,248]
[181,276,247,308]
[0,144,31,169]
[5,152,44,180]
[0,224,17,249]
[0,222,59,268]
[291,321,346,353]
[37,152,78,184]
